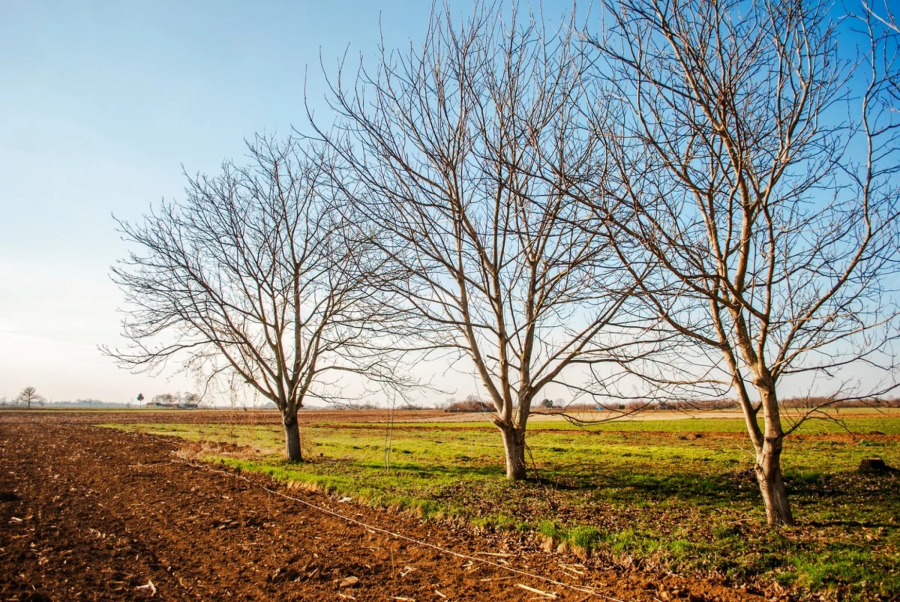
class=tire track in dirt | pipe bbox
[0,413,763,601]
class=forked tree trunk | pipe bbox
[733,351,795,527]
[755,438,794,527]
[283,413,302,462]
[499,424,527,480]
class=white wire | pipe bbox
[178,458,629,601]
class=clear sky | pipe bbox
[0,1,447,403]
[1,0,587,405]
[1,1,886,406]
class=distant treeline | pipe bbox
[588,397,900,411]
[0,399,131,409]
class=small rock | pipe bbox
[339,576,359,588]
[573,546,591,561]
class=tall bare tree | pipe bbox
[314,3,642,479]
[579,0,900,525]
[16,386,45,409]
[107,136,409,461]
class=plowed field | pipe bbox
[0,412,763,601]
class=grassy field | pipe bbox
[108,411,900,600]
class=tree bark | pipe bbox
[499,424,527,480]
[755,439,794,527]
[283,413,302,462]
[748,371,795,527]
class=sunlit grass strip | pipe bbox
[104,416,900,600]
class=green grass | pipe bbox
[106,413,900,601]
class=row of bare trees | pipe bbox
[109,0,900,526]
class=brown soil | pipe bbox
[0,412,764,601]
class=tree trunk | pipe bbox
[499,425,527,480]
[283,413,302,462]
[755,440,794,527]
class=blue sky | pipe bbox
[0,1,887,405]
[0,1,454,403]
[1,0,587,404]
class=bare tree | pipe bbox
[862,1,900,110]
[580,0,900,525]
[314,2,643,479]
[107,136,410,461]
[16,386,45,409]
